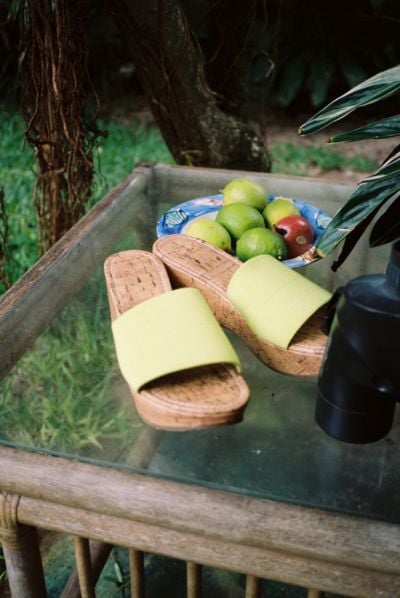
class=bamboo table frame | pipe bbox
[1,164,399,597]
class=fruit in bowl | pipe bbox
[262,196,300,227]
[216,203,265,241]
[157,177,332,268]
[221,178,268,211]
[213,182,316,261]
[184,218,232,252]
[273,215,315,259]
[236,227,287,262]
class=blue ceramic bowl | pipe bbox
[156,194,332,268]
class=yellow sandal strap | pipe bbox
[227,255,332,349]
[112,287,241,391]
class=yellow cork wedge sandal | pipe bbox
[104,250,249,430]
[153,235,332,377]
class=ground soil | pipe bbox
[264,112,396,185]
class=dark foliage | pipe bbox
[300,65,400,268]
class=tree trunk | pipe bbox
[206,0,258,116]
[19,0,101,253]
[109,0,271,172]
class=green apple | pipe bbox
[222,178,268,211]
[184,218,232,251]
[262,197,300,227]
[216,203,265,241]
[236,227,287,262]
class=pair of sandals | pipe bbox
[104,235,332,431]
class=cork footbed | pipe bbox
[153,235,328,376]
[104,250,249,430]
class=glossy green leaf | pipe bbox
[364,149,400,182]
[299,65,400,136]
[330,207,383,271]
[329,115,400,143]
[370,197,400,246]
[316,176,398,256]
[381,143,400,165]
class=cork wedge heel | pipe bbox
[153,235,331,377]
[104,250,249,430]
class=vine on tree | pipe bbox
[19,0,103,253]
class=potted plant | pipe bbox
[299,65,400,270]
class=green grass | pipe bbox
[271,141,377,176]
[90,117,174,207]
[0,108,173,291]
[0,107,174,452]
[0,268,141,454]
[0,111,38,286]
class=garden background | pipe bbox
[1,0,400,293]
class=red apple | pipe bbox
[273,215,314,258]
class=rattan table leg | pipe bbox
[0,491,47,598]
[187,561,201,598]
[61,427,163,597]
[123,428,164,469]
[74,536,95,598]
[307,590,323,598]
[245,574,261,598]
[61,540,113,597]
[129,548,145,597]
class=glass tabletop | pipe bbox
[1,167,399,525]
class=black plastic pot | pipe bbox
[316,239,400,444]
